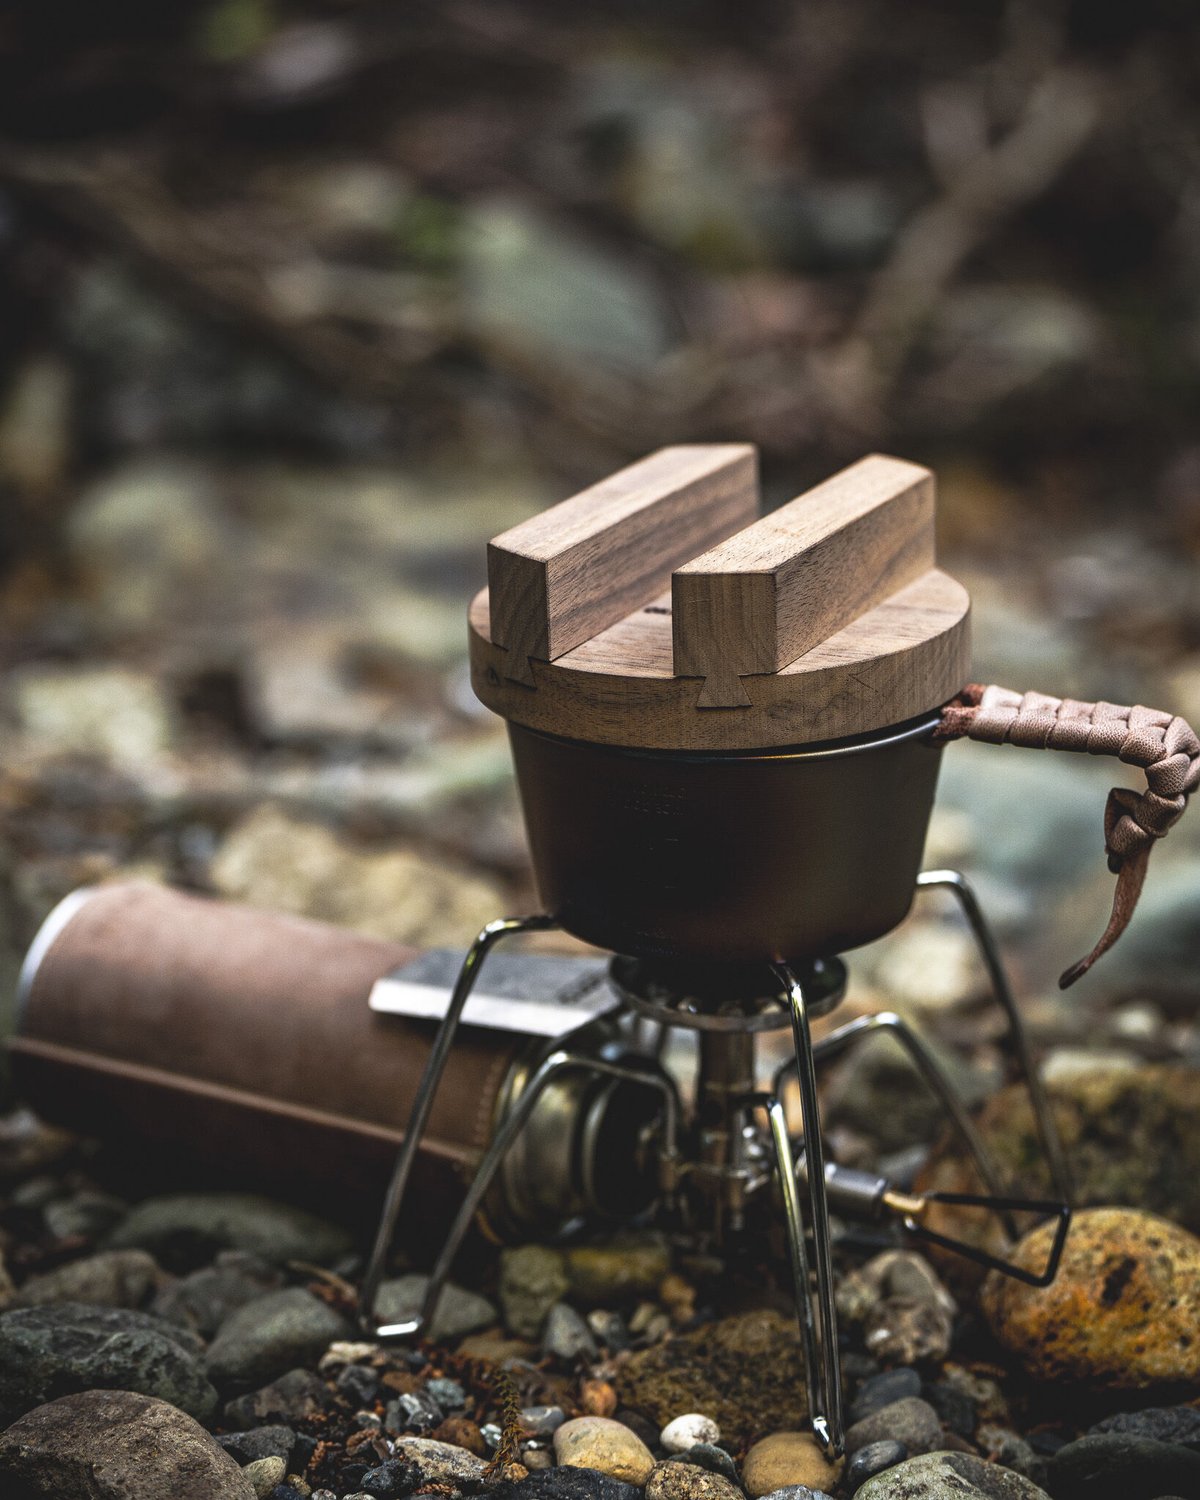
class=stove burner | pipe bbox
[608,954,847,1031]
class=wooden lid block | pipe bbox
[672,455,935,706]
[487,444,758,684]
[471,447,970,750]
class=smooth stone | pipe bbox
[554,1416,656,1485]
[742,1432,843,1497]
[849,1369,923,1424]
[216,1426,298,1466]
[500,1246,569,1339]
[108,1192,352,1270]
[206,1288,354,1389]
[543,1302,599,1362]
[245,1456,287,1497]
[1045,1433,1200,1500]
[674,1444,741,1486]
[975,1427,1043,1481]
[661,1413,721,1452]
[845,1398,942,1459]
[0,1388,253,1499]
[426,1377,467,1411]
[1089,1404,1200,1449]
[645,1459,742,1500]
[389,1436,489,1489]
[520,1405,567,1439]
[372,1274,497,1342]
[490,1467,642,1498]
[846,1440,907,1491]
[856,1450,1050,1498]
[756,1490,833,1500]
[0,1301,215,1424]
[152,1250,284,1337]
[922,1381,976,1439]
[981,1207,1200,1388]
[563,1230,671,1303]
[223,1368,330,1429]
[11,1249,164,1310]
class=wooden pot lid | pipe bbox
[469,445,971,751]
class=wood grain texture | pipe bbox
[672,454,935,706]
[469,569,971,750]
[486,444,758,684]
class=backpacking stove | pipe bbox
[354,447,1198,1456]
[13,447,1198,1461]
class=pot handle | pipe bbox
[933,685,1200,988]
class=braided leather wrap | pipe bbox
[935,684,1200,988]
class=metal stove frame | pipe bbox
[358,869,1072,1459]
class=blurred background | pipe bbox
[3,0,1200,1082]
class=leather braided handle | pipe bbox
[934,685,1200,988]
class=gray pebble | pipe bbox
[521,1405,567,1438]
[673,1444,741,1487]
[244,1455,287,1497]
[216,1424,297,1466]
[849,1369,921,1424]
[205,1287,353,1390]
[846,1440,906,1492]
[425,1376,467,1411]
[856,1451,1051,1498]
[1089,1404,1200,1450]
[542,1302,598,1362]
[844,1396,942,1458]
[1046,1433,1200,1499]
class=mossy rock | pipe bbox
[615,1310,808,1451]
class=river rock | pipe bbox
[981,1207,1200,1388]
[849,1369,922,1423]
[243,1455,287,1497]
[389,1435,489,1489]
[742,1433,842,1497]
[205,1287,354,1389]
[553,1417,655,1485]
[645,1459,742,1500]
[661,1413,721,1452]
[918,1066,1200,1252]
[223,1368,331,1429]
[1045,1432,1200,1500]
[543,1302,598,1362]
[490,1469,642,1499]
[152,1250,285,1336]
[846,1440,908,1491]
[856,1450,1051,1498]
[1089,1403,1200,1447]
[12,1248,164,1309]
[617,1309,813,1448]
[107,1192,352,1269]
[563,1230,671,1303]
[0,1302,216,1424]
[372,1274,497,1342]
[500,1245,569,1338]
[216,1426,298,1466]
[0,1388,253,1499]
[845,1398,942,1459]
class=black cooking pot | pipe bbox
[508,713,943,963]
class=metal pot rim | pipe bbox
[510,709,944,765]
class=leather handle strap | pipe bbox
[935,684,1200,988]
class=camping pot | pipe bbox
[509,712,944,963]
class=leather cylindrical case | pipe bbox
[10,882,527,1232]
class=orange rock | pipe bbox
[579,1378,618,1417]
[981,1206,1200,1389]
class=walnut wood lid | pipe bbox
[469,446,971,751]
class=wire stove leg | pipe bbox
[359,913,558,1337]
